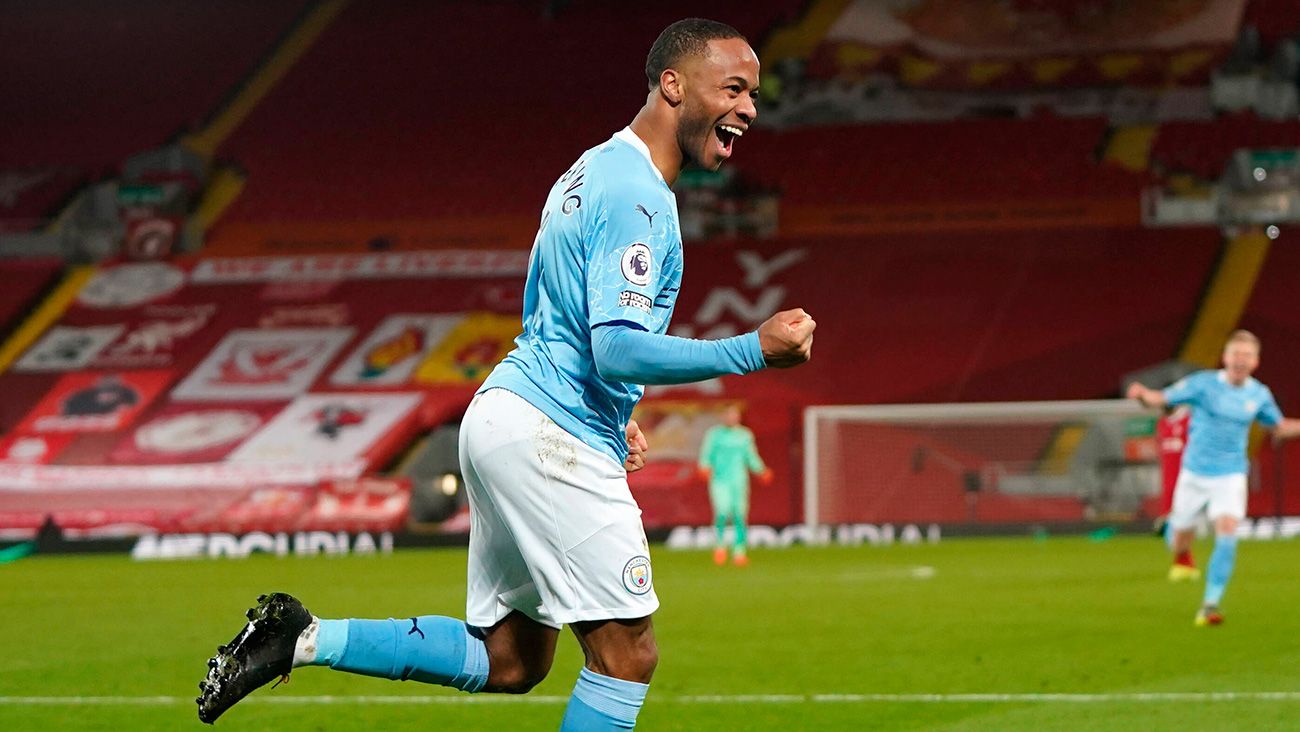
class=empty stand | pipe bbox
[206,2,810,230]
[0,1,307,169]
[1241,240,1300,514]
[740,117,1138,207]
[1150,117,1300,179]
[0,1,308,229]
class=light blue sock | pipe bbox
[1203,534,1239,606]
[560,667,649,730]
[310,617,488,692]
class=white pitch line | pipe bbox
[5,692,1300,705]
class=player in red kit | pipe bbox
[1153,406,1191,539]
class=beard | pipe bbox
[676,100,717,170]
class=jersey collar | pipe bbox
[1217,369,1255,388]
[613,127,667,186]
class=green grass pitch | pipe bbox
[4,536,1300,731]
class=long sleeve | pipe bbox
[742,429,766,473]
[699,426,719,470]
[591,324,765,386]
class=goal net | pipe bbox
[803,400,1162,530]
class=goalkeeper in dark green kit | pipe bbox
[698,404,771,566]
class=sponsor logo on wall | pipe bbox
[0,460,366,490]
[14,305,216,372]
[123,216,180,261]
[77,262,185,309]
[412,313,520,384]
[330,314,461,386]
[0,433,75,464]
[630,401,740,462]
[665,523,942,549]
[95,304,216,369]
[13,325,125,372]
[171,328,353,401]
[15,370,172,433]
[132,531,395,560]
[226,392,423,463]
[190,251,530,283]
[259,280,340,302]
[257,303,350,328]
[109,403,284,464]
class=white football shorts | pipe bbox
[1168,468,1247,529]
[459,388,659,629]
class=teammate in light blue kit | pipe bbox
[194,17,816,731]
[1128,330,1300,626]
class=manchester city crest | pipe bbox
[622,555,653,595]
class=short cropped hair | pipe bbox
[1226,329,1261,350]
[645,18,746,90]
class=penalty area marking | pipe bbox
[6,692,1300,706]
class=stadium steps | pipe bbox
[190,167,248,239]
[1179,229,1271,368]
[1101,125,1157,173]
[189,2,816,240]
[761,0,852,66]
[1239,237,1300,515]
[181,0,349,160]
[0,0,309,233]
[174,0,348,243]
[0,266,94,373]
[1037,228,1273,488]
[1150,117,1300,180]
[1036,424,1088,477]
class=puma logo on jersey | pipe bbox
[635,204,659,230]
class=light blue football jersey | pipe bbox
[481,128,682,464]
[1162,369,1283,476]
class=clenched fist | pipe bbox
[624,419,649,473]
[759,308,816,368]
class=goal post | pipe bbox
[803,399,1162,531]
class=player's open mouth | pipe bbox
[715,124,743,157]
